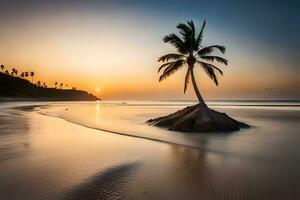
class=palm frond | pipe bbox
[195,20,206,50]
[177,21,196,52]
[184,69,191,93]
[163,34,188,54]
[195,45,226,56]
[200,56,228,65]
[197,61,223,75]
[158,53,185,62]
[162,60,185,74]
[158,62,175,73]
[159,60,185,82]
[177,23,191,38]
[187,20,195,38]
[198,62,220,85]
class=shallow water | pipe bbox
[0,100,300,199]
[39,100,300,161]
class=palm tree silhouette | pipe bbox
[54,82,58,89]
[1,65,5,72]
[60,83,63,89]
[20,72,24,78]
[37,81,41,87]
[11,68,17,76]
[158,20,227,106]
[5,70,9,75]
[25,72,29,80]
[30,72,35,83]
[148,20,248,132]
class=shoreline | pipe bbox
[0,97,100,102]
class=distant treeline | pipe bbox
[0,65,99,101]
[1,64,76,90]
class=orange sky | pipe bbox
[0,3,299,100]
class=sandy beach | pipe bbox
[0,101,300,200]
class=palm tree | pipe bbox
[11,68,16,76]
[60,83,63,89]
[1,65,5,72]
[15,70,18,76]
[30,72,34,83]
[5,70,9,75]
[37,81,41,87]
[54,82,58,89]
[20,72,24,78]
[24,72,29,80]
[148,20,248,132]
[158,20,227,107]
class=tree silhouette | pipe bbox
[11,68,16,76]
[20,72,24,78]
[158,20,227,106]
[30,72,35,83]
[37,81,41,87]
[148,20,248,132]
[1,65,5,71]
[60,83,63,89]
[5,70,9,75]
[24,72,29,80]
[54,82,58,89]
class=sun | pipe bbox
[95,88,100,93]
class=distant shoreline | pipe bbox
[0,72,100,101]
[0,97,100,102]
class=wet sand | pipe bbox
[0,103,300,200]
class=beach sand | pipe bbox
[0,102,299,200]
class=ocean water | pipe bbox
[37,100,300,160]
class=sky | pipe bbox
[0,0,299,100]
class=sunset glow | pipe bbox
[0,1,299,100]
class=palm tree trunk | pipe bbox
[190,65,207,107]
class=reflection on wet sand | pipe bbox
[127,144,299,200]
[0,103,300,200]
[0,109,30,162]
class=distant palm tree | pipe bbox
[5,70,9,75]
[43,82,46,88]
[24,72,29,80]
[54,82,58,89]
[60,83,63,89]
[30,72,35,83]
[37,81,41,87]
[158,20,227,106]
[11,68,16,76]
[15,70,18,76]
[1,65,5,71]
[20,72,24,78]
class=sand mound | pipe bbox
[147,104,249,132]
